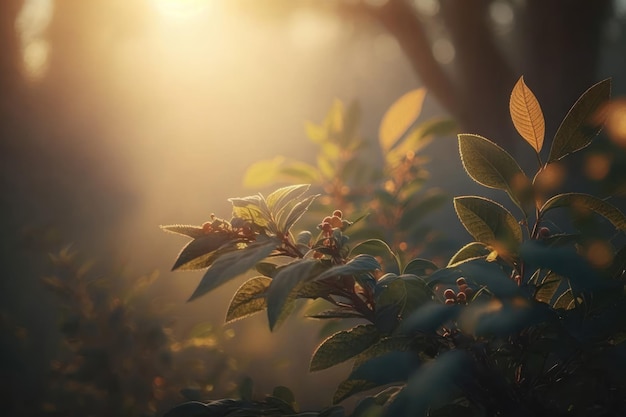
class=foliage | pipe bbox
[38,248,240,417]
[164,78,626,416]
[243,90,456,262]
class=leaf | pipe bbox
[310,325,380,371]
[266,260,320,331]
[509,76,545,153]
[172,234,236,271]
[272,386,296,408]
[535,273,563,304]
[453,196,522,250]
[387,117,457,164]
[316,254,381,281]
[188,238,279,301]
[333,380,379,405]
[379,88,426,152]
[447,242,490,267]
[548,78,611,163]
[282,194,319,233]
[540,193,626,231]
[229,195,270,228]
[402,259,438,276]
[349,239,400,274]
[399,302,460,335]
[458,134,530,208]
[160,224,205,239]
[243,156,286,188]
[226,276,271,323]
[266,184,310,215]
[308,309,364,319]
[553,289,575,310]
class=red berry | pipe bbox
[445,298,456,305]
[464,287,474,298]
[444,289,456,299]
[458,284,468,293]
[332,210,343,219]
[456,277,466,287]
[457,292,467,303]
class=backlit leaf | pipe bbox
[447,242,490,267]
[350,239,400,274]
[160,224,205,239]
[266,184,310,214]
[458,134,530,208]
[379,88,426,152]
[535,273,563,304]
[188,238,279,301]
[387,118,457,164]
[553,288,575,310]
[282,194,319,232]
[310,325,380,371]
[226,276,271,323]
[453,196,522,249]
[540,193,626,231]
[307,309,365,320]
[172,234,236,271]
[548,79,611,163]
[403,259,438,276]
[510,76,545,153]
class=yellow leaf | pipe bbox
[486,250,498,262]
[510,76,545,153]
[379,88,426,152]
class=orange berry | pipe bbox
[457,292,467,303]
[445,298,456,305]
[329,216,343,228]
[458,284,468,293]
[322,216,333,224]
[332,210,343,219]
[444,289,456,299]
[202,222,212,233]
[456,277,466,287]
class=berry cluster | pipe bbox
[318,210,348,236]
[444,277,474,305]
[202,214,257,240]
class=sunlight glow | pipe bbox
[153,0,212,18]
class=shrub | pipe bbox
[164,77,626,416]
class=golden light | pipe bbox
[152,0,212,18]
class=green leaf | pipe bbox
[447,242,490,267]
[548,79,611,163]
[403,259,438,276]
[172,234,236,271]
[243,156,286,188]
[305,121,327,144]
[229,195,271,228]
[280,161,321,184]
[349,239,400,274]
[353,336,414,368]
[333,380,378,405]
[458,134,530,208]
[310,324,380,371]
[188,238,279,301]
[266,184,310,215]
[379,88,426,152]
[281,194,319,233]
[272,386,296,408]
[387,118,456,164]
[453,196,522,250]
[540,193,626,231]
[316,254,381,281]
[225,276,271,323]
[160,224,205,239]
[266,259,320,331]
[509,76,545,153]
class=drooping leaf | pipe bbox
[540,193,626,231]
[160,224,205,239]
[509,76,545,153]
[226,276,272,323]
[447,242,490,267]
[266,259,320,331]
[379,88,426,152]
[188,238,279,301]
[458,134,530,208]
[548,79,611,163]
[316,254,381,281]
[171,234,237,271]
[310,325,380,371]
[453,196,522,250]
[403,258,438,276]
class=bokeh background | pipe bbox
[2,0,626,415]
